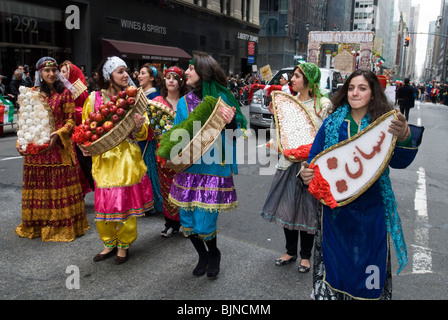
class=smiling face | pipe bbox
[60,65,69,79]
[347,75,372,113]
[111,66,129,89]
[138,67,154,88]
[41,65,58,86]
[185,64,200,87]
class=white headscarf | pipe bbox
[102,56,135,86]
[34,57,75,94]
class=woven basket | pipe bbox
[163,97,229,173]
[84,87,147,156]
[71,79,88,100]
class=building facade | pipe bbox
[0,0,260,84]
[257,0,327,71]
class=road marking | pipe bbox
[412,167,432,274]
[0,156,22,161]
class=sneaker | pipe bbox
[161,227,174,237]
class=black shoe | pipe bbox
[114,250,130,265]
[275,254,297,266]
[207,249,221,279]
[93,247,117,262]
[193,253,209,276]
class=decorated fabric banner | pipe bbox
[0,94,14,124]
[272,91,318,161]
[309,110,398,208]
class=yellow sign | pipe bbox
[259,65,272,82]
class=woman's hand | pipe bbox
[17,145,27,157]
[78,144,91,157]
[300,164,314,186]
[389,109,411,141]
[133,113,146,133]
[267,102,274,115]
[221,106,236,124]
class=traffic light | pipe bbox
[404,36,410,47]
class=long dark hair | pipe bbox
[330,69,392,122]
[39,78,66,96]
[160,68,188,98]
[191,52,227,93]
[140,63,163,90]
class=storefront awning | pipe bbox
[102,39,191,62]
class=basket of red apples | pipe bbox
[72,86,146,156]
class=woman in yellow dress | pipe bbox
[80,56,153,264]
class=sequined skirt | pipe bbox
[15,162,90,242]
[169,172,238,212]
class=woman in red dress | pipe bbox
[15,57,90,242]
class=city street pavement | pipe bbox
[1,101,448,307]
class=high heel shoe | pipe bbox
[275,254,297,266]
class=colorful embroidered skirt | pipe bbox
[94,173,154,222]
[15,163,90,242]
[169,172,238,240]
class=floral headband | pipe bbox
[37,60,58,71]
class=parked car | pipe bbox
[249,67,344,129]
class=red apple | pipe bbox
[84,118,91,126]
[84,130,93,140]
[111,114,120,124]
[116,98,128,109]
[103,121,114,132]
[95,126,104,136]
[88,111,96,120]
[126,86,138,97]
[106,101,115,108]
[90,121,98,130]
[127,97,135,106]
[110,95,117,103]
[82,124,90,132]
[118,90,127,99]
[91,134,99,142]
[109,105,118,114]
[100,107,110,117]
[94,113,104,122]
[116,108,126,117]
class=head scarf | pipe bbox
[297,62,324,115]
[282,73,289,81]
[34,57,75,93]
[102,56,135,86]
[190,58,247,130]
[62,62,86,85]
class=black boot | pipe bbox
[205,236,221,279]
[189,235,209,276]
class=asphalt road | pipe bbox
[1,100,447,308]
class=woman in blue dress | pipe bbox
[300,70,423,299]
[138,64,163,215]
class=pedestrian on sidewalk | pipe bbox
[396,78,415,121]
